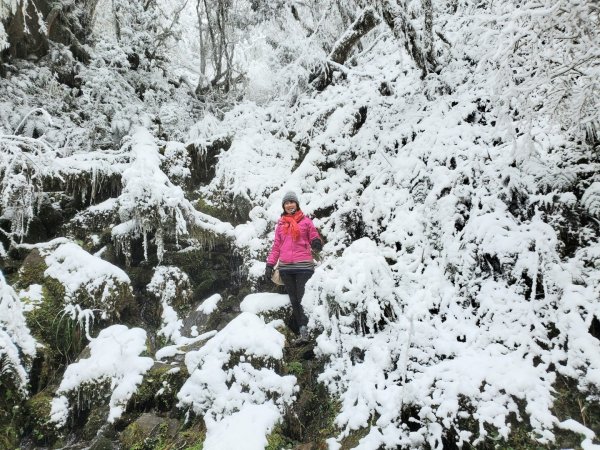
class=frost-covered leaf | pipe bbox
[581,182,600,218]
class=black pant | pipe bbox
[280,271,312,333]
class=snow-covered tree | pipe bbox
[0,271,36,394]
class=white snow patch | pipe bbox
[0,271,37,392]
[197,293,222,314]
[240,292,290,314]
[178,312,296,446]
[50,325,153,426]
[203,402,280,450]
[18,283,43,311]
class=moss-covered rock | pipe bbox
[25,389,61,447]
[17,249,46,287]
[88,435,115,450]
[127,362,189,413]
[19,244,137,394]
[82,405,111,441]
[0,383,24,450]
[162,242,234,302]
[277,344,339,448]
[119,413,180,450]
[160,418,206,450]
[25,276,87,377]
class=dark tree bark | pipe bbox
[329,7,379,65]
[2,0,96,65]
[381,0,438,77]
[310,7,379,91]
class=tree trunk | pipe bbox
[2,0,94,64]
[381,0,437,77]
[310,7,379,91]
[195,0,208,95]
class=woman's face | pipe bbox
[283,201,298,214]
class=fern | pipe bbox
[581,182,600,218]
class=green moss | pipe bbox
[0,424,18,450]
[338,427,370,449]
[172,420,206,450]
[26,277,86,369]
[162,245,232,302]
[169,424,205,450]
[284,361,304,377]
[121,417,205,450]
[26,390,60,446]
[0,382,23,450]
[266,424,293,450]
[127,363,189,413]
[121,422,145,449]
[17,249,47,288]
[183,443,204,450]
[194,198,233,224]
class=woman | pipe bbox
[265,191,322,342]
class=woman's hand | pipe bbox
[265,264,274,281]
[311,238,323,252]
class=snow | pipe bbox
[50,324,153,426]
[154,330,217,361]
[197,293,222,314]
[34,238,132,328]
[1,0,600,447]
[18,283,43,311]
[192,15,600,445]
[112,127,234,263]
[178,311,296,445]
[0,270,37,392]
[200,128,298,206]
[41,239,130,304]
[203,403,280,450]
[240,293,290,314]
[147,266,191,344]
[558,420,600,450]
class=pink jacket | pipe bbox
[267,215,321,266]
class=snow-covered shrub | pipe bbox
[50,324,153,426]
[202,128,298,208]
[36,238,133,329]
[147,266,192,344]
[178,311,296,449]
[190,5,600,445]
[112,127,234,263]
[0,271,36,394]
[581,182,600,219]
[162,141,191,185]
[0,115,56,243]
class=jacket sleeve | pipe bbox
[306,217,321,244]
[266,223,282,266]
